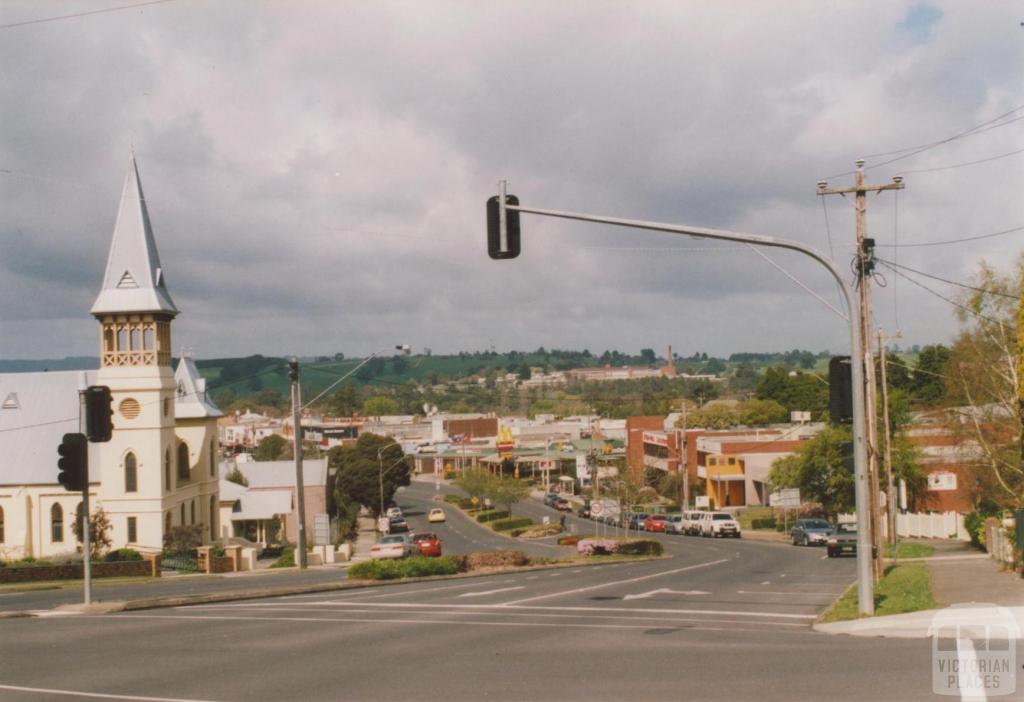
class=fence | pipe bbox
[836,511,969,540]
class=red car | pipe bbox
[412,532,442,557]
[643,514,668,532]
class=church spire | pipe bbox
[91,154,178,317]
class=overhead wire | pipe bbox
[0,0,174,30]
[873,224,1024,249]
[874,260,1001,324]
[875,258,1017,300]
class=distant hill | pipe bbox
[0,357,99,373]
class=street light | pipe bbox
[487,182,874,615]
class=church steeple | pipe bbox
[91,154,178,317]
[92,155,178,368]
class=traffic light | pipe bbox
[57,433,88,492]
[486,194,520,259]
[288,359,299,382]
[84,385,113,442]
[828,356,853,424]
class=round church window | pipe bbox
[119,398,141,420]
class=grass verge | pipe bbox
[884,542,935,559]
[821,564,935,622]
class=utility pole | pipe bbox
[819,162,904,581]
[878,330,898,546]
[289,358,308,569]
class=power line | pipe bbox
[875,261,1001,324]
[873,224,1024,248]
[900,146,1024,174]
[875,258,1017,300]
[821,105,1024,179]
[0,0,174,30]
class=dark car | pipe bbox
[826,523,857,557]
[543,492,561,507]
[627,513,649,531]
[388,516,409,533]
[554,498,572,511]
[791,518,833,547]
[577,504,591,519]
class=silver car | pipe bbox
[790,518,833,547]
[664,514,686,534]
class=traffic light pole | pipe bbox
[495,190,875,614]
[78,391,92,605]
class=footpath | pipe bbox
[815,540,1024,638]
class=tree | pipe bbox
[768,426,855,517]
[330,433,411,516]
[639,348,657,365]
[225,465,249,486]
[944,255,1024,508]
[911,344,951,405]
[517,363,531,381]
[72,506,112,559]
[327,385,360,417]
[488,477,531,516]
[254,434,289,461]
[362,396,400,418]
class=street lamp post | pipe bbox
[489,184,875,615]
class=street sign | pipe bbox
[769,488,801,508]
[313,513,330,546]
[695,496,710,509]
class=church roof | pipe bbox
[174,354,223,419]
[0,370,100,486]
[90,155,179,317]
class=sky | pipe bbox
[1,0,1022,361]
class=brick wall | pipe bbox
[0,559,152,583]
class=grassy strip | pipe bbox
[821,564,935,622]
[884,542,935,559]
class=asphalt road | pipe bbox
[0,483,962,701]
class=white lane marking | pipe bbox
[327,579,517,600]
[107,612,811,633]
[175,604,808,627]
[457,586,525,598]
[955,637,987,702]
[525,575,539,580]
[0,683,220,702]
[821,555,829,560]
[500,558,729,606]
[760,581,771,585]
[736,590,837,596]
[240,598,816,620]
[623,588,711,600]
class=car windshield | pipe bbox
[712,514,732,520]
[413,533,436,541]
[806,520,832,529]
[835,524,857,534]
[380,535,406,544]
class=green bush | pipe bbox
[489,517,533,532]
[269,546,295,568]
[964,512,993,549]
[443,494,464,504]
[616,539,663,556]
[105,548,143,562]
[475,510,511,523]
[750,518,777,530]
[348,556,462,580]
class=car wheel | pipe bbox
[792,535,799,545]
[803,535,810,547]
[827,550,836,558]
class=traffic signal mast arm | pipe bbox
[490,184,875,615]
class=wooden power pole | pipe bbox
[818,161,904,580]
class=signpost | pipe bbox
[770,488,801,533]
[313,513,330,546]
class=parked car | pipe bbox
[643,514,669,532]
[543,492,561,507]
[627,513,649,531]
[370,534,416,559]
[791,518,833,547]
[700,511,741,538]
[826,523,858,557]
[411,532,442,557]
[386,507,403,519]
[681,510,705,535]
[388,516,409,533]
[663,514,686,534]
[577,504,591,519]
[554,498,572,511]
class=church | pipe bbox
[0,156,222,560]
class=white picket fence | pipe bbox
[837,511,969,541]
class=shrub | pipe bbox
[577,539,619,556]
[514,524,561,539]
[475,510,511,523]
[457,498,475,509]
[466,550,529,569]
[269,546,295,568]
[964,512,993,549]
[617,539,663,556]
[750,518,777,530]
[489,517,533,532]
[443,494,464,504]
[212,544,226,558]
[105,548,143,562]
[163,524,204,552]
[348,556,463,580]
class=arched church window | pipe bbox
[177,443,190,482]
[51,503,64,542]
[125,452,137,493]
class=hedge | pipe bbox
[489,517,533,532]
[750,518,777,530]
[348,556,463,580]
[467,550,529,569]
[475,510,511,523]
[105,548,143,562]
[617,539,663,556]
[443,494,464,504]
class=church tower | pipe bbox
[90,155,190,553]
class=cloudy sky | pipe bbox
[1,0,1021,361]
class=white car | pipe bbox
[681,510,705,535]
[369,534,416,559]
[664,514,686,534]
[386,507,403,519]
[700,511,741,538]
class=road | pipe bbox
[0,482,955,701]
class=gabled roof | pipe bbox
[174,354,223,419]
[0,370,100,486]
[90,155,178,316]
[220,459,328,489]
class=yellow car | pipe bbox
[428,508,446,523]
